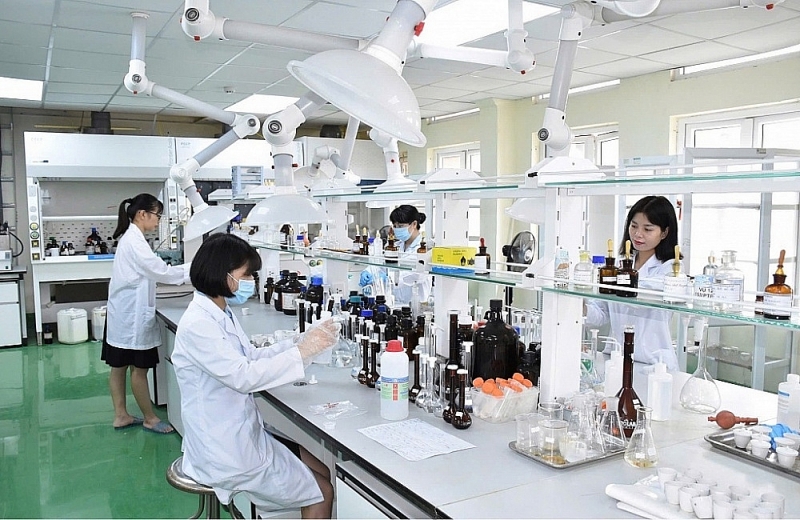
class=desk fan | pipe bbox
[501,231,535,309]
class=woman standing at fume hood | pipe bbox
[102,193,189,433]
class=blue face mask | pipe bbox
[393,226,411,242]
[225,274,255,305]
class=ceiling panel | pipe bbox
[48,67,124,85]
[470,66,530,82]
[431,74,517,91]
[421,100,478,113]
[52,27,132,55]
[197,66,291,86]
[145,58,225,80]
[534,45,630,69]
[145,38,248,64]
[0,62,47,81]
[715,18,800,52]
[405,57,487,74]
[488,82,549,98]
[650,5,800,40]
[281,3,386,39]
[402,67,460,87]
[47,82,119,95]
[640,41,755,68]
[0,0,56,24]
[413,85,474,101]
[579,56,670,79]
[580,24,702,56]
[230,47,313,69]
[45,92,113,104]
[0,42,49,66]
[58,1,173,35]
[50,49,128,72]
[86,0,180,14]
[212,0,314,26]
[0,20,52,48]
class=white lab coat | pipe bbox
[585,254,680,371]
[393,233,431,305]
[106,225,189,350]
[172,293,322,510]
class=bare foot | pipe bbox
[142,420,174,434]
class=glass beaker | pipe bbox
[538,418,568,464]
[538,401,564,420]
[624,406,658,468]
[515,412,541,454]
[598,396,627,451]
[680,318,721,414]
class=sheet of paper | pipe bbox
[358,418,476,461]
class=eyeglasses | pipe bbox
[147,211,163,220]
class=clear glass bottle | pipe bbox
[713,250,745,311]
[573,250,594,290]
[599,396,627,450]
[598,239,618,295]
[474,237,491,275]
[764,249,792,320]
[615,240,639,298]
[471,299,521,381]
[615,325,642,438]
[663,245,688,303]
[451,369,473,430]
[623,406,659,468]
[680,317,721,414]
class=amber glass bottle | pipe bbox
[474,237,491,275]
[764,249,793,320]
[384,233,399,264]
[452,369,473,430]
[599,239,618,295]
[615,326,643,438]
[471,299,521,380]
[616,240,639,298]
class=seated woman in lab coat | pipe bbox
[103,193,189,433]
[360,204,431,306]
[585,195,681,371]
[172,234,337,518]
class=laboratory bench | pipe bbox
[156,297,797,519]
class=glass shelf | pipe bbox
[311,177,540,202]
[545,168,800,196]
[250,241,525,286]
[541,285,800,332]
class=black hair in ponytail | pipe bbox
[113,193,163,239]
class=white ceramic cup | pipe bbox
[774,437,795,450]
[783,432,800,450]
[657,467,678,490]
[751,425,773,436]
[729,486,751,501]
[750,439,771,459]
[733,511,756,519]
[681,487,702,513]
[749,506,773,519]
[733,429,752,449]
[684,468,704,480]
[733,498,761,511]
[776,446,798,468]
[241,307,251,316]
[751,433,772,444]
[677,475,697,485]
[693,495,714,519]
[692,483,712,496]
[664,481,683,505]
[758,502,783,520]
[698,478,718,488]
[713,493,732,503]
[714,500,736,520]
[761,492,785,519]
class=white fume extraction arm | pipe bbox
[528,0,784,184]
[123,12,261,240]
[369,128,416,192]
[293,117,362,195]
[408,0,535,74]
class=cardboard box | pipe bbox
[431,246,476,268]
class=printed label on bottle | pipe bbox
[618,273,631,286]
[663,276,688,302]
[600,276,617,284]
[573,269,592,286]
[764,293,792,317]
[282,293,299,310]
[620,418,636,431]
[474,255,488,274]
[713,282,742,302]
[384,250,399,261]
[380,376,409,401]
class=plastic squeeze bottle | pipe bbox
[648,355,673,421]
[380,339,409,420]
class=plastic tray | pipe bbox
[509,440,625,469]
[704,429,800,480]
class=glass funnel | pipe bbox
[680,317,721,414]
[624,406,658,468]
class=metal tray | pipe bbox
[704,430,800,481]
[508,441,626,469]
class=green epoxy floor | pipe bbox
[0,340,197,518]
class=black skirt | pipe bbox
[100,317,159,369]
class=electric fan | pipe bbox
[501,231,536,308]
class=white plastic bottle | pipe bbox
[380,339,409,420]
[648,358,673,421]
[604,348,623,397]
[777,373,800,430]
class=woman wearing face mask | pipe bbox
[172,233,337,518]
[103,193,189,433]
[585,195,681,370]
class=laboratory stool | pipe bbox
[166,456,238,519]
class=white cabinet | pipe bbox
[0,282,21,347]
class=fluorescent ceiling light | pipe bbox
[225,94,298,115]
[417,0,558,47]
[427,107,480,123]
[539,79,620,100]
[682,43,800,75]
[0,76,43,101]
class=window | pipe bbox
[544,127,619,166]
[435,143,481,246]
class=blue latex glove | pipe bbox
[359,269,373,287]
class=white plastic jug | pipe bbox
[91,306,107,342]
[57,308,88,344]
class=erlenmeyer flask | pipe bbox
[598,396,627,451]
[680,318,721,414]
[562,395,605,462]
[624,406,658,468]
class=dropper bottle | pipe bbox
[615,240,638,298]
[598,239,618,295]
[663,245,688,303]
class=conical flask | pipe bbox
[562,395,605,462]
[624,406,658,468]
[599,396,627,451]
[680,317,721,414]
